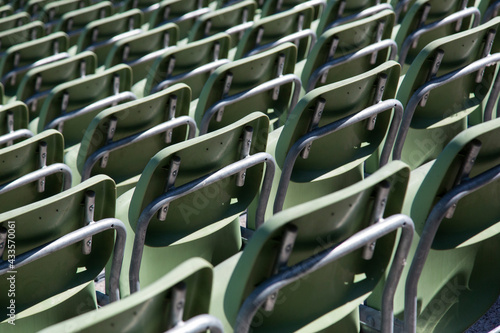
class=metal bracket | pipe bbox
[29,74,43,112]
[301,97,325,159]
[204,19,212,37]
[236,126,253,187]
[476,29,496,83]
[158,156,181,221]
[163,31,171,48]
[10,52,20,86]
[362,180,391,260]
[82,190,96,255]
[58,91,70,132]
[294,14,304,48]
[5,111,14,146]
[320,36,339,84]
[122,44,130,62]
[263,223,298,312]
[273,53,286,100]
[412,3,431,49]
[168,282,187,329]
[367,73,387,131]
[165,95,177,144]
[455,0,468,31]
[240,8,249,39]
[370,20,385,65]
[420,48,444,107]
[211,41,221,74]
[216,72,233,122]
[163,5,171,20]
[445,139,482,218]
[337,0,346,17]
[100,116,118,168]
[112,74,120,105]
[255,26,264,46]
[91,27,99,43]
[128,16,135,31]
[37,141,47,192]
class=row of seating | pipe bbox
[0,0,499,332]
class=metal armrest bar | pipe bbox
[157,7,211,28]
[244,29,317,58]
[85,29,143,52]
[125,45,176,68]
[0,218,127,302]
[235,214,415,333]
[404,162,500,333]
[152,59,231,94]
[0,163,72,195]
[1,52,70,85]
[225,21,254,36]
[307,39,398,92]
[199,73,302,134]
[44,91,138,131]
[398,7,481,66]
[274,99,404,214]
[165,314,224,333]
[393,52,500,161]
[327,4,393,30]
[81,116,197,181]
[0,129,34,146]
[129,152,276,294]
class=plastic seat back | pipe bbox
[37,0,91,34]
[195,42,299,133]
[0,176,118,331]
[219,161,410,332]
[0,12,30,31]
[0,130,68,213]
[56,2,113,46]
[0,32,70,99]
[76,84,194,194]
[105,23,178,84]
[301,8,396,92]
[76,9,143,66]
[37,64,134,147]
[143,33,231,99]
[188,0,257,49]
[0,21,45,54]
[37,258,216,333]
[17,51,97,121]
[234,5,315,60]
[148,0,211,40]
[0,102,30,148]
[260,0,326,19]
[394,17,500,169]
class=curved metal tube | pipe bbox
[0,218,127,303]
[404,163,500,333]
[398,7,481,66]
[85,29,143,51]
[235,214,415,333]
[0,129,34,146]
[165,314,225,333]
[81,116,197,181]
[245,29,317,59]
[199,73,302,134]
[152,59,231,94]
[0,163,72,195]
[393,53,500,161]
[44,91,138,131]
[129,152,276,294]
[307,39,398,92]
[274,99,404,214]
[1,52,70,85]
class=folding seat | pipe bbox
[104,23,178,84]
[188,0,257,49]
[37,258,224,333]
[0,175,126,332]
[35,64,136,148]
[0,4,14,18]
[0,11,30,31]
[248,61,402,226]
[300,8,396,93]
[0,21,45,55]
[367,116,500,333]
[0,101,33,149]
[35,0,91,34]
[210,160,414,332]
[395,0,481,71]
[15,51,97,122]
[259,0,326,20]
[195,42,300,134]
[76,9,143,67]
[138,32,231,99]
[234,4,316,61]
[118,0,166,24]
[64,84,196,196]
[114,112,274,297]
[0,32,70,100]
[393,17,500,170]
[315,0,392,34]
[55,1,113,46]
[147,0,211,40]
[478,0,500,22]
[0,129,70,213]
